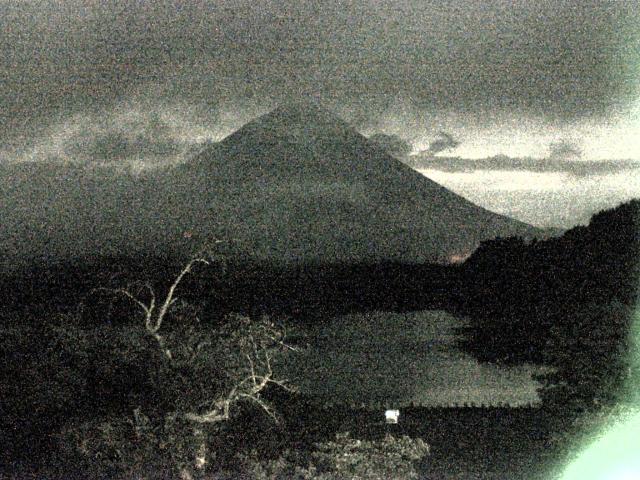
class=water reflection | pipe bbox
[279,310,546,406]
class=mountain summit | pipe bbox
[221,99,364,160]
[247,99,348,130]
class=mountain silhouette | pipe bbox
[0,100,546,268]
[163,99,544,264]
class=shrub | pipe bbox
[242,432,430,480]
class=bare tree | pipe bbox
[105,254,211,361]
[98,250,297,479]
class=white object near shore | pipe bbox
[385,409,400,424]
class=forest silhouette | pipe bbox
[455,199,639,411]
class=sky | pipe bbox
[1,0,639,228]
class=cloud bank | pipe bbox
[4,104,237,171]
[408,138,640,178]
[409,155,640,177]
[2,0,638,148]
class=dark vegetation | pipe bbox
[1,199,638,478]
[0,258,455,323]
[1,256,445,478]
[457,200,639,361]
[454,199,639,414]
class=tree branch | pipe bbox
[92,286,151,317]
[154,257,209,333]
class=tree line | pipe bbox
[453,199,639,412]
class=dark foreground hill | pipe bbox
[0,100,543,268]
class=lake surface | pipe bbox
[278,310,546,407]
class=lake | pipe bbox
[278,310,546,407]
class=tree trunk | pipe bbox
[193,427,207,473]
[180,426,207,480]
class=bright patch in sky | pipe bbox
[416,168,640,227]
[409,117,640,161]
[419,170,568,192]
[372,96,640,161]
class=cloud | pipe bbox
[12,105,223,169]
[409,154,640,177]
[408,138,640,177]
[407,154,640,177]
[64,113,182,161]
[548,139,582,160]
[426,131,461,155]
[5,1,638,129]
[368,133,413,157]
